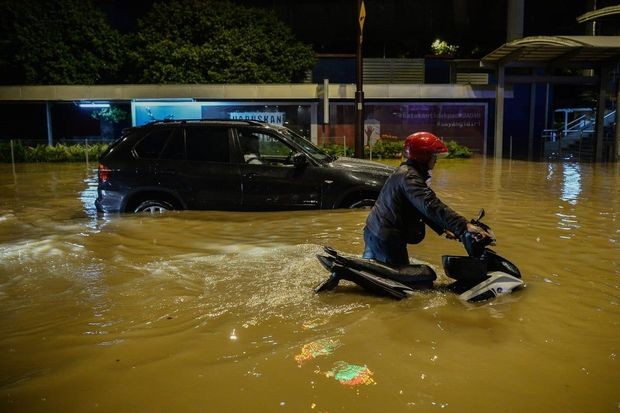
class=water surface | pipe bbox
[0,159,618,412]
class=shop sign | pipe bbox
[229,112,285,125]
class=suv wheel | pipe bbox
[348,199,376,209]
[133,200,174,213]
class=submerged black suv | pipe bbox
[95,119,394,213]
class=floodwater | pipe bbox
[0,158,618,413]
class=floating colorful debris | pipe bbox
[324,361,376,386]
[295,338,342,364]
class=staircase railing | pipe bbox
[543,109,616,161]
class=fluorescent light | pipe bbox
[79,102,110,108]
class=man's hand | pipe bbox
[466,222,495,243]
[444,230,458,240]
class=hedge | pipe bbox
[0,139,472,163]
[0,141,109,163]
[319,140,472,159]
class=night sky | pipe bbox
[93,0,611,58]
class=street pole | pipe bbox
[354,0,366,158]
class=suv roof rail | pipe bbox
[142,118,271,127]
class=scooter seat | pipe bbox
[321,246,437,283]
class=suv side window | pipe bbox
[239,129,294,164]
[185,126,230,162]
[134,128,173,159]
[257,132,293,158]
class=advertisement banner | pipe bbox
[366,102,488,152]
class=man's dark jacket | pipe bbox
[365,160,468,245]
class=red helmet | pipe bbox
[403,132,448,163]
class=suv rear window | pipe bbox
[134,128,173,159]
[157,125,230,162]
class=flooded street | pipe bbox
[0,158,618,412]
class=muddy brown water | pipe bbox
[0,158,618,412]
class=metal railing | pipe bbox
[542,109,616,161]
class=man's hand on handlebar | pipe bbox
[445,223,495,244]
[466,222,495,243]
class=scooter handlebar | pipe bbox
[461,213,496,258]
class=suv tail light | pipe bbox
[98,163,111,183]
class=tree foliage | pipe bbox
[126,0,316,84]
[0,0,316,85]
[0,0,125,84]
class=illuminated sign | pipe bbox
[229,112,285,125]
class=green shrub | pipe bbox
[445,140,472,158]
[319,143,354,157]
[0,141,109,162]
[367,140,403,159]
[320,139,472,160]
[0,140,25,162]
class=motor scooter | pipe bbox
[315,210,524,302]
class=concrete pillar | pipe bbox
[585,0,597,35]
[506,0,524,41]
[595,65,609,162]
[494,65,505,158]
[453,0,469,32]
[528,82,536,161]
[310,103,318,145]
[616,76,620,161]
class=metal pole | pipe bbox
[323,78,329,125]
[354,0,365,158]
[10,139,16,182]
[45,102,53,146]
[10,138,16,177]
[85,138,89,165]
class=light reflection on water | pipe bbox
[0,159,618,412]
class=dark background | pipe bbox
[94,0,616,58]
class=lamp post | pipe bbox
[354,0,366,158]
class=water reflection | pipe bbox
[0,160,618,413]
[79,168,101,230]
[560,163,582,205]
[545,162,585,240]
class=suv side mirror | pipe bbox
[292,152,308,167]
